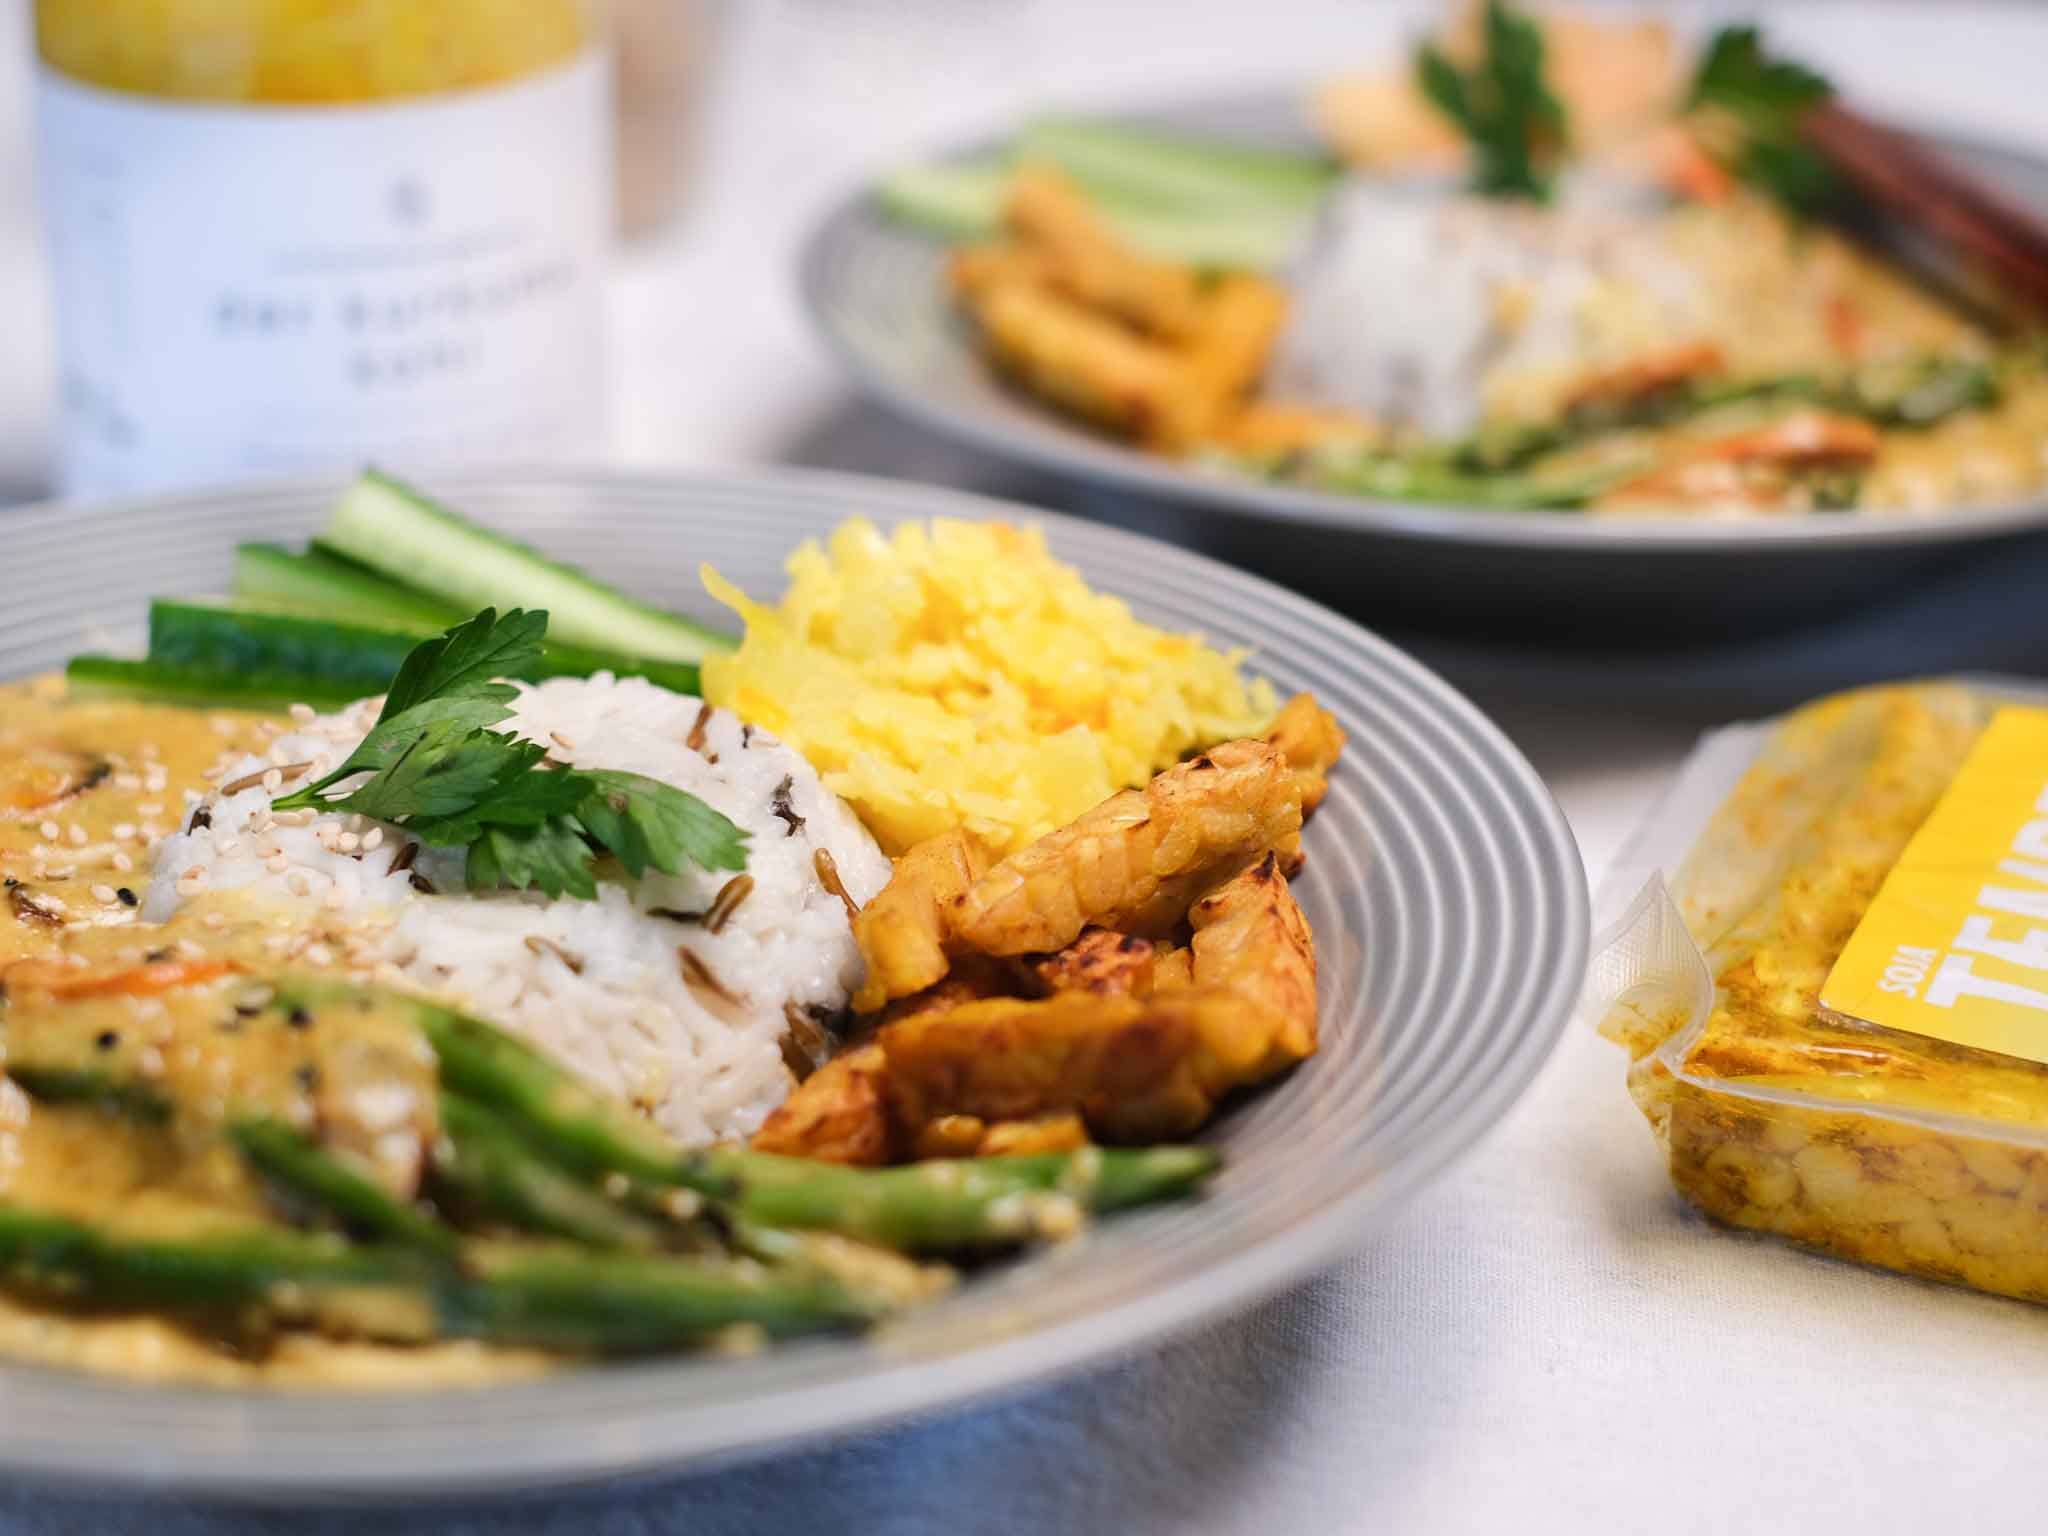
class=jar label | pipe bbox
[35,51,612,497]
[1823,705,2048,1063]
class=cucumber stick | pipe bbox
[149,600,703,698]
[1016,118,1337,212]
[321,471,728,663]
[232,544,464,632]
[65,657,366,714]
[878,118,1337,270]
[876,158,1011,237]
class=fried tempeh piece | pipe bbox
[852,829,990,1014]
[964,278,1214,447]
[1150,945,1194,992]
[1004,167,1206,341]
[1189,851,1318,1076]
[751,1044,896,1164]
[876,988,1263,1142]
[976,1112,1089,1157]
[1264,693,1347,819]
[949,737,1303,958]
[1182,273,1290,413]
[1030,927,1158,998]
[1203,400,1380,458]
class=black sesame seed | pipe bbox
[144,947,171,964]
[295,1065,320,1093]
[94,1030,118,1052]
[115,887,138,908]
[286,1006,312,1031]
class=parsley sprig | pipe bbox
[272,609,748,899]
[1416,1,1567,202]
[1686,25,1842,215]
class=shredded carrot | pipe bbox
[10,957,232,1000]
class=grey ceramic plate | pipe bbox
[799,91,2048,633]
[0,467,1585,1500]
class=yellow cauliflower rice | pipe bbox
[700,518,1278,856]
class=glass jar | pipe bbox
[33,0,614,497]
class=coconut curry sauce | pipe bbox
[0,681,547,1383]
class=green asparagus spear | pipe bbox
[0,1203,887,1350]
[432,1094,671,1251]
[0,1200,420,1319]
[229,1118,457,1259]
[407,1002,735,1200]
[0,1063,171,1124]
[706,1146,1222,1252]
[433,1241,883,1350]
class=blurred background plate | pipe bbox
[0,466,1586,1500]
[799,90,2048,641]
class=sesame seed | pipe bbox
[201,911,225,930]
[175,938,204,960]
[304,943,334,966]
[111,822,136,842]
[67,824,87,846]
[361,827,384,851]
[44,865,74,880]
[261,769,283,793]
[111,851,133,873]
[216,838,240,856]
[337,832,359,853]
[266,853,289,874]
[136,803,162,817]
[288,703,317,724]
[176,867,207,892]
[37,821,57,841]
[90,884,116,904]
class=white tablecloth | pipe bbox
[5,3,2048,1530]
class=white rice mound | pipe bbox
[143,675,894,1145]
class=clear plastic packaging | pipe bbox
[1586,679,2048,1303]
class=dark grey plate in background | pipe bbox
[0,467,1585,1499]
[798,90,2048,637]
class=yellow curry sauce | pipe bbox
[0,681,547,1383]
[1611,684,2048,1302]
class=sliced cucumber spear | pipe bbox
[148,598,703,699]
[63,656,367,714]
[231,543,464,632]
[320,470,729,663]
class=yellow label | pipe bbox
[1823,706,2048,1063]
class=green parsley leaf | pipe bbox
[265,609,750,900]
[336,726,547,826]
[574,770,751,880]
[377,607,543,724]
[1416,1,1567,202]
[404,762,593,847]
[467,819,599,901]
[1686,26,1842,215]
